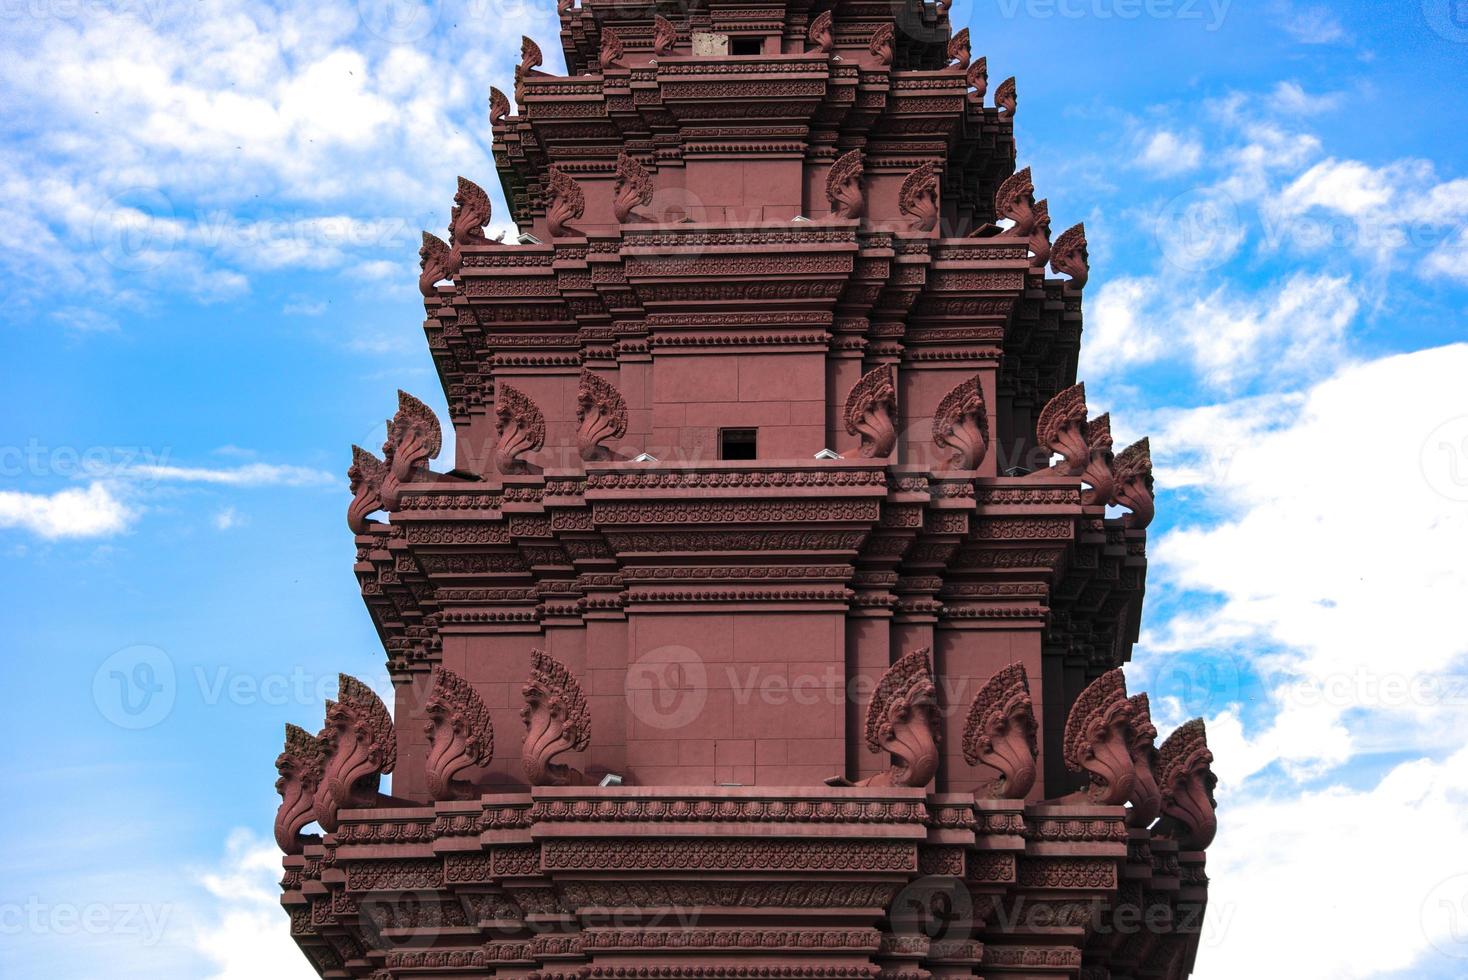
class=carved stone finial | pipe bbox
[825,149,865,220]
[1113,437,1155,530]
[869,22,894,66]
[418,230,455,299]
[963,663,1039,800]
[1028,198,1052,269]
[653,14,677,56]
[841,365,897,459]
[1156,719,1217,850]
[599,26,625,69]
[380,390,443,508]
[313,674,396,833]
[899,161,940,233]
[1032,382,1089,477]
[994,166,1038,238]
[932,376,989,472]
[613,152,654,224]
[494,383,546,475]
[1081,413,1115,507]
[947,27,970,69]
[424,666,494,802]
[521,650,591,786]
[1051,221,1089,288]
[545,167,585,238]
[347,445,386,534]
[858,648,940,788]
[557,0,572,13]
[1126,693,1162,828]
[489,86,511,126]
[966,56,988,103]
[519,36,543,76]
[274,723,324,854]
[996,75,1017,117]
[807,10,834,55]
[1062,669,1138,807]
[576,370,628,462]
[450,176,491,249]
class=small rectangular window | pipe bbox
[730,36,763,56]
[719,428,758,460]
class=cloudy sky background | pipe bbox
[2,0,1466,976]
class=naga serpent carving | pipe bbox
[1060,669,1138,807]
[274,723,324,854]
[489,86,510,126]
[346,445,386,534]
[807,10,833,55]
[995,75,1017,117]
[869,23,894,67]
[1082,413,1116,507]
[521,650,591,786]
[963,663,1040,800]
[966,57,988,104]
[494,383,546,474]
[899,162,940,233]
[613,152,653,224]
[1156,719,1218,849]
[545,167,585,238]
[418,230,454,299]
[826,149,865,221]
[1126,692,1163,828]
[932,375,989,472]
[850,648,941,789]
[1113,437,1155,530]
[1029,197,1052,268]
[653,15,677,57]
[380,389,443,509]
[312,674,396,833]
[424,666,495,802]
[842,365,897,459]
[599,26,625,70]
[994,167,1038,238]
[449,175,491,251]
[947,27,970,69]
[576,370,628,461]
[1023,382,1089,478]
[1051,221,1089,289]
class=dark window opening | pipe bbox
[730,36,763,56]
[719,428,758,460]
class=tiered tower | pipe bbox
[274,3,1221,978]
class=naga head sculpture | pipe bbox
[860,648,941,788]
[947,27,970,69]
[489,86,511,127]
[900,161,940,233]
[494,383,546,475]
[869,22,894,67]
[653,14,677,57]
[424,666,495,802]
[1081,413,1116,507]
[994,166,1038,238]
[313,674,396,833]
[1157,719,1217,850]
[1113,437,1155,530]
[613,152,653,224]
[825,149,865,221]
[576,370,628,462]
[1062,669,1138,807]
[450,176,491,249]
[966,56,989,103]
[346,445,386,535]
[1028,197,1052,269]
[557,0,572,13]
[995,75,1017,117]
[932,375,990,472]
[519,35,543,77]
[274,723,324,853]
[380,390,442,509]
[963,663,1039,800]
[599,26,625,70]
[842,365,898,459]
[807,9,834,55]
[521,650,591,786]
[1051,221,1089,289]
[545,167,585,238]
[1126,693,1162,828]
[418,230,455,299]
[1035,382,1089,476]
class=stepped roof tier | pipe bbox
[275,3,1219,978]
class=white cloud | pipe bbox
[191,831,317,980]
[213,507,244,530]
[1265,82,1344,117]
[0,482,134,539]
[1137,131,1204,177]
[124,462,335,487]
[1278,3,1350,45]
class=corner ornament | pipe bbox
[613,152,653,224]
[996,75,1017,118]
[418,230,455,299]
[312,674,397,833]
[962,663,1039,800]
[869,22,894,67]
[1113,437,1155,530]
[599,26,625,70]
[274,723,324,854]
[653,15,677,57]
[1156,719,1218,850]
[346,445,386,534]
[449,176,492,259]
[576,370,628,462]
[1029,198,1052,269]
[1051,221,1089,289]
[380,390,443,509]
[842,364,897,459]
[1126,692,1162,828]
[424,666,495,802]
[1023,382,1089,479]
[489,86,511,127]
[807,10,834,55]
[966,57,988,104]
[494,383,546,475]
[1060,669,1138,807]
[825,149,865,221]
[947,27,970,69]
[899,161,940,233]
[838,648,940,789]
[521,650,591,787]
[932,375,989,472]
[545,166,585,238]
[1081,412,1116,507]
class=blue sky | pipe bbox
[2,1,1466,977]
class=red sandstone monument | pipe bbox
[275,3,1220,977]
